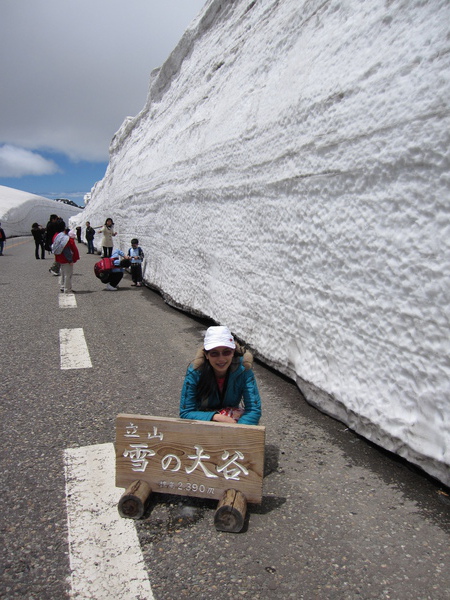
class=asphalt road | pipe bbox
[1,237,449,600]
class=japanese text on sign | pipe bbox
[116,414,265,503]
[122,422,249,481]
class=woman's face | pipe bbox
[106,219,113,226]
[205,346,234,376]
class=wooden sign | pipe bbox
[116,414,265,504]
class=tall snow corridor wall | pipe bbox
[77,0,450,485]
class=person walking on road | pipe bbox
[180,325,262,425]
[52,226,80,293]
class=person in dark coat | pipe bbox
[44,214,59,251]
[31,223,46,259]
[0,222,5,256]
[85,221,96,254]
[45,214,65,275]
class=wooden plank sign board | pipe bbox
[116,414,265,504]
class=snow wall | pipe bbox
[0,185,82,237]
[71,0,450,486]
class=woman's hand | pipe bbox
[212,413,237,423]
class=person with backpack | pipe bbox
[127,238,144,287]
[52,225,79,293]
[96,248,130,291]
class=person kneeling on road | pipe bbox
[105,249,131,291]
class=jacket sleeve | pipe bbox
[237,368,262,425]
[179,367,217,422]
[112,250,124,267]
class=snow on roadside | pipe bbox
[0,185,82,237]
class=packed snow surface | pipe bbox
[0,185,82,236]
[71,0,449,485]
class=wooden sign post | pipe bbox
[116,414,265,532]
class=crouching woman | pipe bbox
[105,249,131,291]
[180,326,261,425]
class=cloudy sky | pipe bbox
[0,0,206,205]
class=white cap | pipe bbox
[204,326,236,351]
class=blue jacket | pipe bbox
[128,246,144,264]
[180,354,262,425]
[111,249,125,272]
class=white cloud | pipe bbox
[0,0,206,162]
[0,145,60,177]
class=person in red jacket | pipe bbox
[52,227,80,293]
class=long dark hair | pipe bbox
[196,359,220,408]
[195,347,243,408]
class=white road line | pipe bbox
[64,443,154,600]
[59,293,77,309]
[59,328,92,370]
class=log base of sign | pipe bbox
[214,489,247,532]
[118,480,152,520]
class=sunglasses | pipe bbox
[208,349,234,358]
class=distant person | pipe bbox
[179,325,262,425]
[98,217,116,257]
[127,238,144,287]
[0,222,6,256]
[45,214,65,275]
[103,249,131,291]
[85,221,96,254]
[31,223,46,259]
[76,226,82,243]
[44,214,59,252]
[52,225,79,293]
